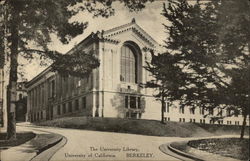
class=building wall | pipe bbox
[27,42,97,122]
[27,71,95,122]
[26,25,249,126]
[95,30,249,126]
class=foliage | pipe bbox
[146,0,250,135]
[163,0,249,115]
[145,51,187,102]
[161,0,221,109]
[144,50,189,123]
[0,5,4,68]
[1,0,154,73]
[46,50,99,78]
[0,0,153,139]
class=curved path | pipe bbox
[18,124,242,161]
[18,124,184,161]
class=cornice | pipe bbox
[26,66,53,88]
[103,18,159,48]
[103,22,133,35]
[99,37,120,44]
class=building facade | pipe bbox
[26,19,249,126]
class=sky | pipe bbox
[21,1,169,81]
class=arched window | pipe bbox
[120,45,137,83]
[19,93,23,100]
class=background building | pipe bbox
[15,82,27,122]
[26,19,249,126]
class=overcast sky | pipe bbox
[21,1,168,81]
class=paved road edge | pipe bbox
[30,136,67,161]
[168,142,204,161]
[159,142,204,161]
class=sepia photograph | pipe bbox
[0,0,249,161]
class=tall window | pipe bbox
[75,99,79,110]
[50,80,55,98]
[41,111,43,120]
[57,105,61,115]
[125,96,142,109]
[82,97,86,109]
[163,102,170,113]
[63,103,66,114]
[68,101,72,112]
[138,97,141,109]
[120,45,137,83]
[190,108,195,114]
[201,107,205,115]
[179,106,184,114]
[130,96,136,109]
[19,94,22,100]
[167,103,170,113]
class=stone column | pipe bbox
[26,91,30,122]
[55,74,59,100]
[98,42,104,117]
[38,85,40,110]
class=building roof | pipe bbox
[27,18,160,88]
[26,33,98,88]
[103,18,159,48]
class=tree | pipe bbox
[0,4,4,68]
[145,50,189,123]
[157,0,249,138]
[145,0,215,124]
[215,0,250,139]
[0,0,153,140]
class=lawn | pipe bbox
[188,138,249,160]
[0,131,62,154]
[0,132,36,148]
[35,117,249,137]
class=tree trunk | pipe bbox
[240,113,247,140]
[6,1,19,140]
[161,96,165,124]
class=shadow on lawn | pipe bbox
[188,138,249,160]
[0,132,36,149]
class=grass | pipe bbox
[35,116,249,137]
[0,131,62,153]
[196,123,247,136]
[188,138,250,160]
[0,132,36,148]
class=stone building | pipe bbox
[26,19,248,126]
